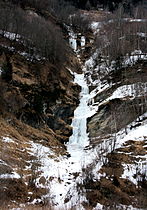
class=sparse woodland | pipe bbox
[0,1,68,64]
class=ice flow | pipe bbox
[68,72,91,149]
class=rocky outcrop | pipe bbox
[88,60,147,140]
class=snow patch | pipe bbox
[0,159,9,166]
[129,19,147,22]
[137,32,147,38]
[0,30,21,41]
[81,36,86,47]
[91,22,102,34]
[124,51,147,66]
[69,30,77,51]
[2,136,14,143]
[0,172,20,179]
[107,82,147,101]
[122,161,147,185]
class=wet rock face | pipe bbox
[46,114,73,138]
[54,104,75,124]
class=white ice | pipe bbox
[68,72,96,147]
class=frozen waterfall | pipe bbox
[68,73,90,148]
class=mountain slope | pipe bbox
[0,0,147,209]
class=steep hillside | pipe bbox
[0,0,147,209]
[84,9,147,209]
[0,0,81,206]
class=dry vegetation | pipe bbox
[0,115,68,205]
[80,138,147,209]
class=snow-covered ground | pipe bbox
[96,82,147,107]
[123,50,147,67]
[90,111,147,184]
[2,136,15,143]
[0,172,20,179]
[116,120,147,185]
[0,31,46,62]
[85,49,147,82]
[29,141,95,209]
[108,83,147,100]
[0,30,21,41]
[28,100,147,209]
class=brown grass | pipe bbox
[0,116,67,205]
